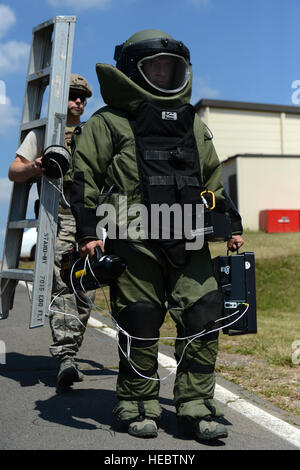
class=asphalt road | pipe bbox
[0,284,299,454]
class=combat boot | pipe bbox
[57,356,83,388]
[128,418,158,438]
[193,417,228,441]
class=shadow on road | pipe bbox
[0,352,114,387]
[35,388,118,431]
[0,352,228,446]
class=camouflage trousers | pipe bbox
[49,213,95,359]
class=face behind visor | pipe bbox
[137,52,190,94]
[114,29,191,95]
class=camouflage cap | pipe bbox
[69,73,92,98]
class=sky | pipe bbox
[0,0,299,255]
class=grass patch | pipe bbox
[256,255,300,312]
[209,230,300,260]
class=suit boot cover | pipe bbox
[113,396,160,439]
[174,334,227,440]
[113,301,165,429]
[114,339,162,421]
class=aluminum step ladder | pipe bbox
[0,16,76,328]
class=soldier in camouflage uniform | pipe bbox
[50,74,96,388]
[8,74,96,388]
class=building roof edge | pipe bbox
[194,98,300,115]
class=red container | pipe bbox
[259,210,300,233]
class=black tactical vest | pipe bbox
[131,102,204,267]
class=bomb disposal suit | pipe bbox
[70,30,243,436]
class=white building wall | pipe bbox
[196,100,300,231]
[284,114,300,154]
[222,156,300,230]
[198,105,300,162]
[221,157,236,192]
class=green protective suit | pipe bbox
[70,63,242,423]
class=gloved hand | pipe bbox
[227,234,244,252]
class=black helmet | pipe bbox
[114,29,191,95]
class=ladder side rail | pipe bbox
[0,182,32,318]
[30,18,76,328]
[2,182,32,267]
[60,20,75,136]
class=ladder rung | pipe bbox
[27,68,51,83]
[1,269,34,282]
[21,118,47,131]
[32,15,76,33]
[8,219,38,229]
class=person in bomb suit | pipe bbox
[8,73,96,388]
[70,30,244,441]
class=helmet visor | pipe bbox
[137,53,190,94]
